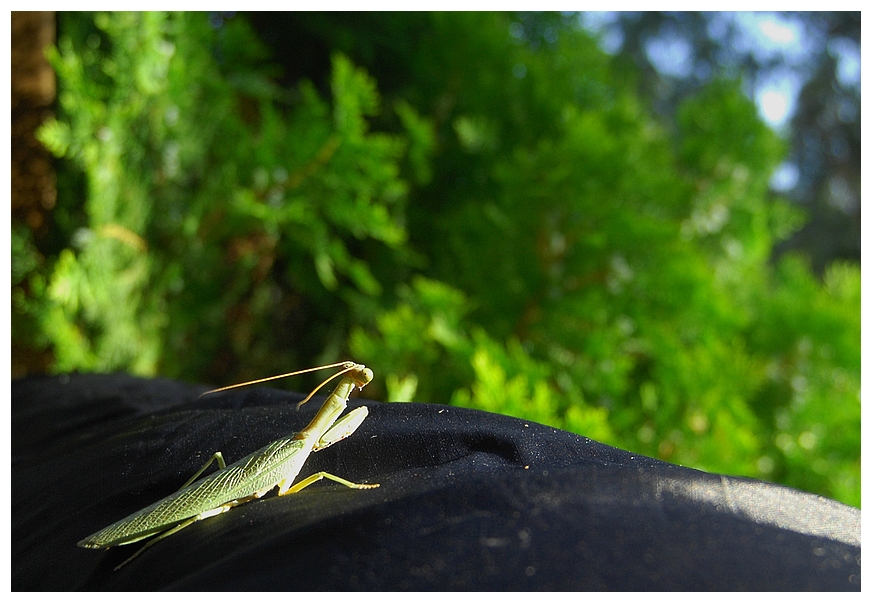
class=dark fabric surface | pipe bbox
[12,373,860,591]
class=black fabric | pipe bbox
[12,373,860,591]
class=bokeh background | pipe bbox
[11,12,860,507]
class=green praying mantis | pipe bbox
[78,361,379,570]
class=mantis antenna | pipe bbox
[199,361,358,407]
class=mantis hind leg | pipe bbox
[113,453,229,569]
[179,452,226,489]
[113,516,200,571]
[112,499,245,571]
[279,471,380,496]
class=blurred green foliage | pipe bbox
[13,12,859,507]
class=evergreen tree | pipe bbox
[12,12,859,507]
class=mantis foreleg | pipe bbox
[314,406,370,451]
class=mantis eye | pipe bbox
[355,367,374,388]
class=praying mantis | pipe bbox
[78,362,379,570]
